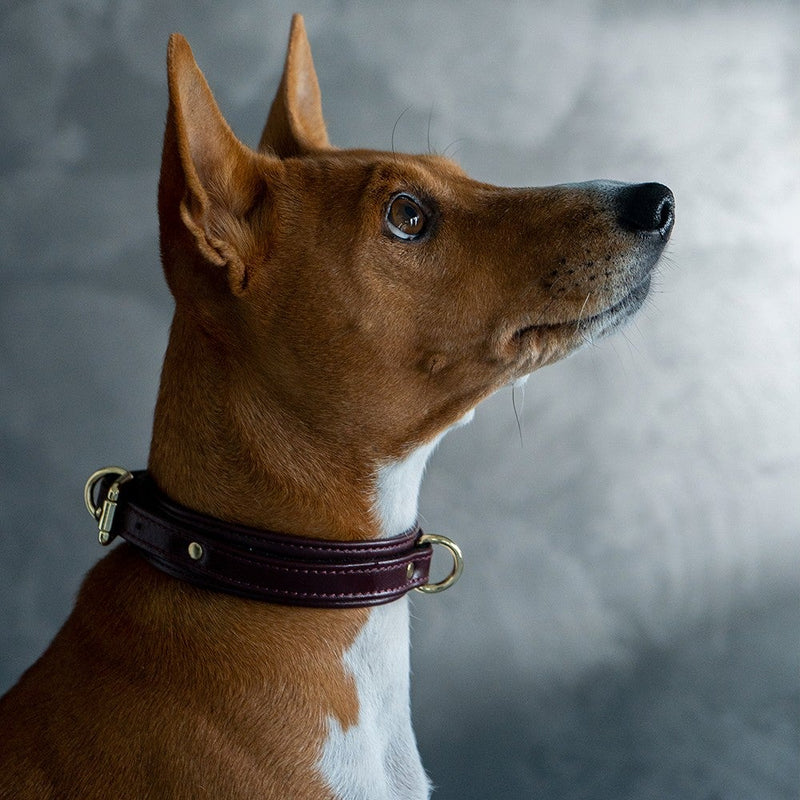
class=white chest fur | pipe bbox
[318,415,473,799]
[317,599,430,800]
[317,426,468,799]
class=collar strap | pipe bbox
[84,467,462,608]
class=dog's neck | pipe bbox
[148,312,387,542]
[146,312,441,797]
[149,312,463,544]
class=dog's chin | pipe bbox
[572,274,652,339]
[509,275,652,371]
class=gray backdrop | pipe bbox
[2,1,798,798]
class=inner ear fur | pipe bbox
[159,33,273,296]
[259,13,330,157]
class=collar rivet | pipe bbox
[188,542,204,560]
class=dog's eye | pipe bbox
[386,194,427,240]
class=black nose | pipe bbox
[616,182,675,238]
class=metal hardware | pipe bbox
[414,533,463,594]
[84,467,134,545]
[188,542,204,560]
[406,562,415,580]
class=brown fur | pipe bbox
[0,14,670,798]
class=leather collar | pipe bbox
[85,468,461,608]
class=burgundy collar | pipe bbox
[84,468,462,608]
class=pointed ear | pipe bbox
[258,14,330,157]
[159,33,268,296]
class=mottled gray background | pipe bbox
[2,1,798,798]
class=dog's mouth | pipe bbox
[512,274,652,346]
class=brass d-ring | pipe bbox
[84,467,134,545]
[415,533,464,594]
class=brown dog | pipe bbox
[0,14,673,799]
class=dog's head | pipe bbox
[157,15,673,466]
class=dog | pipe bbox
[0,14,673,799]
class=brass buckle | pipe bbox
[84,467,134,545]
[414,533,464,594]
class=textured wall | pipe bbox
[1,1,798,798]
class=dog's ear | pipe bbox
[258,14,330,157]
[159,34,270,296]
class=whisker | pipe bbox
[391,106,412,154]
[512,384,525,448]
[575,292,591,331]
[442,138,465,158]
[578,292,591,320]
